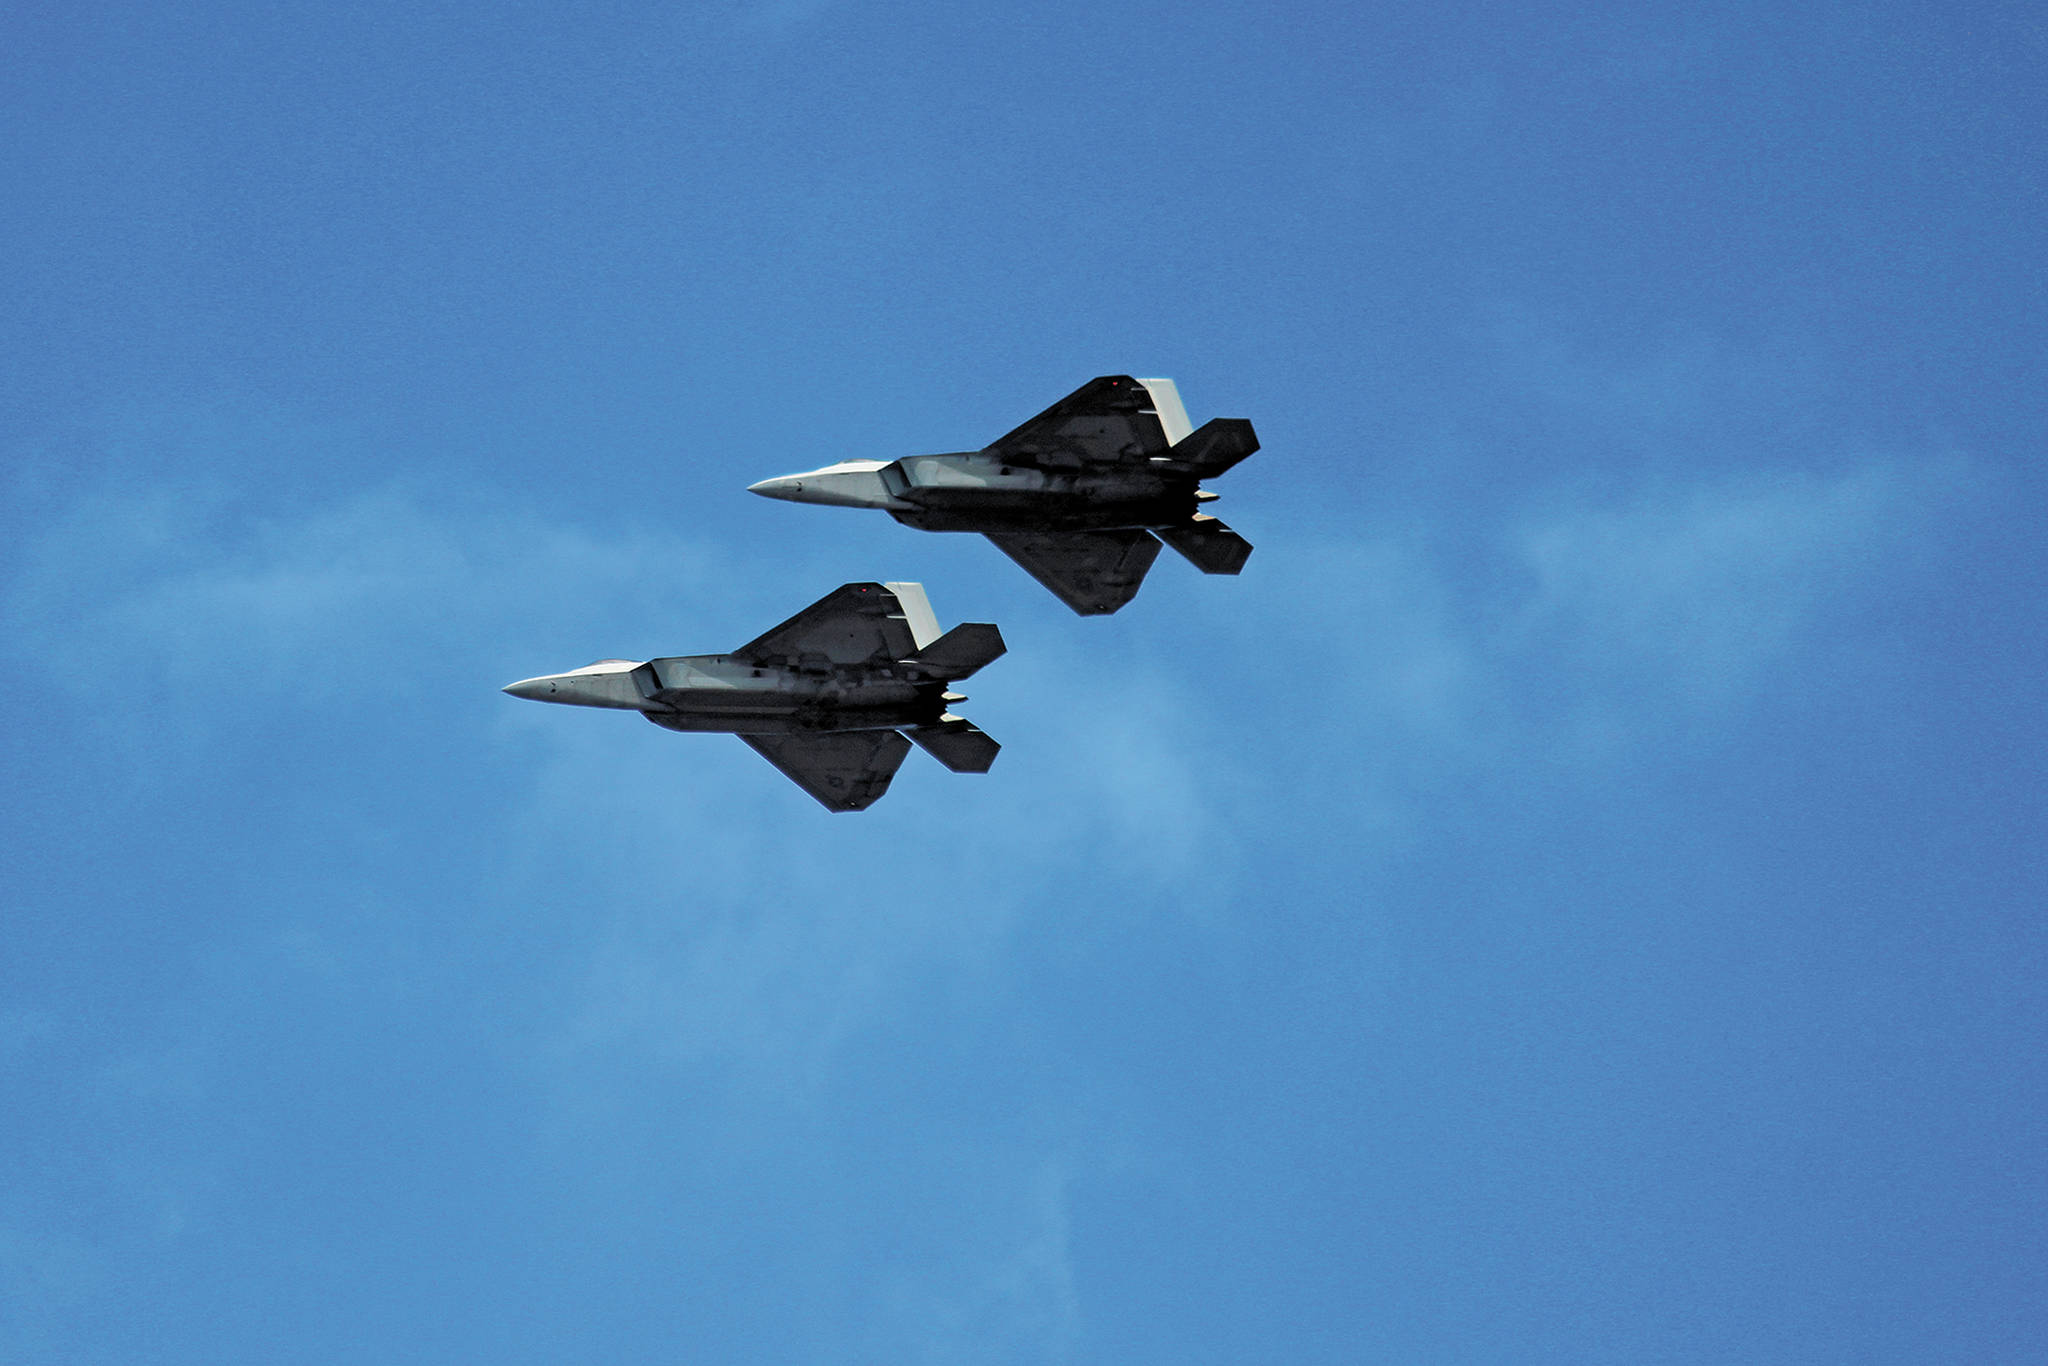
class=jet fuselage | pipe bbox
[503,581,1003,810]
[745,377,1256,614]
[502,654,951,735]
[750,450,1200,533]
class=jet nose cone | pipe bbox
[748,475,804,501]
[502,676,558,701]
[747,462,902,508]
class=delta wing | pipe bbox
[983,529,1163,616]
[734,582,927,669]
[738,730,914,811]
[984,375,1191,470]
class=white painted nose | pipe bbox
[747,461,903,509]
[502,676,559,701]
[502,661,654,710]
[747,474,810,501]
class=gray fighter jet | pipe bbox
[748,376,1257,615]
[503,582,1003,811]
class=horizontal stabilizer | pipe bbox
[903,621,1006,680]
[1155,514,1253,575]
[1164,417,1258,477]
[907,717,1001,773]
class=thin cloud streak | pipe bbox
[1509,461,1955,708]
[0,443,1976,1359]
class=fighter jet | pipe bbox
[502,582,1003,811]
[748,376,1257,615]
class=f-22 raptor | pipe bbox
[749,376,1257,615]
[502,582,1003,811]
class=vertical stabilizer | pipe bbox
[882,581,940,649]
[1135,378,1194,446]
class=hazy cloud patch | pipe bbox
[3,476,722,729]
[1506,459,1966,716]
[0,1224,98,1332]
[1228,454,1972,825]
[897,1160,1081,1366]
[3,429,1974,1095]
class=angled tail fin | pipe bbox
[1156,514,1252,575]
[881,581,941,649]
[1133,377,1194,445]
[907,716,1001,773]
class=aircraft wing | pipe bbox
[734,582,926,669]
[738,730,913,811]
[984,376,1186,470]
[984,529,1162,616]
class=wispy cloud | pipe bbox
[903,1159,1081,1365]
[5,485,712,695]
[1508,460,1963,709]
[4,416,1972,974]
[1192,452,1975,852]
[0,401,1985,1359]
[0,1223,98,1341]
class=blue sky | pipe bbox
[4,2,2044,1361]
